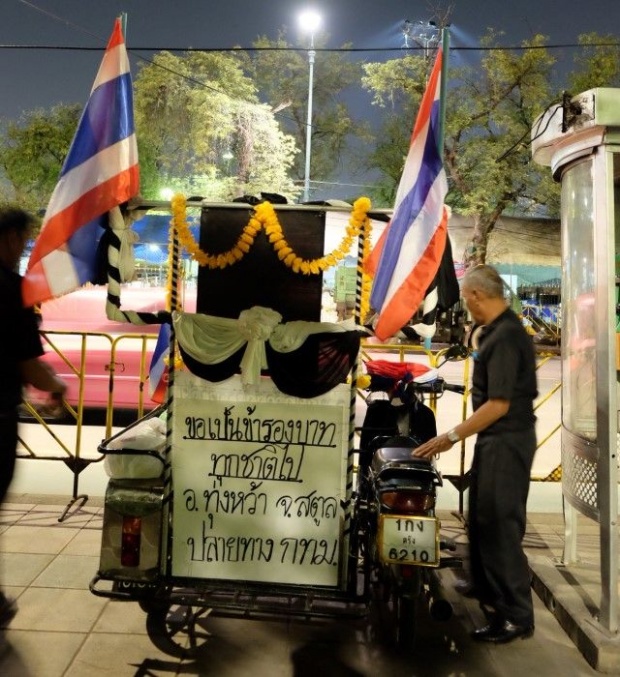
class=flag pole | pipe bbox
[437,26,449,155]
[119,12,127,39]
[423,26,449,352]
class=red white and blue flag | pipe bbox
[365,48,448,341]
[149,323,171,404]
[23,18,139,307]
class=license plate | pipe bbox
[378,515,439,566]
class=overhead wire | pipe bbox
[13,0,613,183]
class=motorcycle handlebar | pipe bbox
[407,378,466,396]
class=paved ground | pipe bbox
[0,494,610,677]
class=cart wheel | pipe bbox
[146,603,212,658]
[139,598,167,614]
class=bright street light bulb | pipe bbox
[299,9,321,34]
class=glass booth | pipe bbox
[532,88,620,632]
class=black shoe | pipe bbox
[472,619,534,644]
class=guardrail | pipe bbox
[20,334,561,521]
[19,329,157,520]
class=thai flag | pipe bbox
[22,18,139,307]
[149,323,171,403]
[365,48,448,342]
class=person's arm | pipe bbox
[412,398,510,459]
[20,358,67,398]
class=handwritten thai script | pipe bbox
[186,523,339,567]
[208,443,304,482]
[183,405,337,447]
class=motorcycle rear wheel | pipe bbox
[393,566,422,650]
[395,593,417,649]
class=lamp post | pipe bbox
[299,9,321,203]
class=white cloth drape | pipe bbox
[173,307,356,386]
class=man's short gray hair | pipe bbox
[462,264,504,299]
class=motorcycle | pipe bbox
[355,355,466,648]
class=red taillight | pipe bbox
[380,491,435,513]
[121,516,142,567]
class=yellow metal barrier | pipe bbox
[19,329,157,520]
[21,334,561,519]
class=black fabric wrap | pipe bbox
[265,331,360,398]
[178,331,360,398]
[178,344,247,383]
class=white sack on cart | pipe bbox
[103,417,166,479]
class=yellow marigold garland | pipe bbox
[169,192,373,319]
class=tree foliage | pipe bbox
[244,32,367,196]
[363,31,561,265]
[0,104,81,216]
[363,30,620,266]
[569,33,620,93]
[133,50,299,201]
[2,30,619,250]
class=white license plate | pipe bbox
[378,515,439,566]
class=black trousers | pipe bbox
[0,411,18,505]
[468,427,537,626]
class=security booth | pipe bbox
[532,88,620,633]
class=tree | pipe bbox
[0,104,81,216]
[362,55,431,207]
[568,33,620,94]
[243,32,368,197]
[363,31,560,265]
[132,50,299,201]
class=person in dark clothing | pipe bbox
[413,264,538,644]
[0,207,67,627]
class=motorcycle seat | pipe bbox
[371,442,443,486]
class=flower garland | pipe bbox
[171,193,372,274]
[169,192,373,318]
[171,193,259,270]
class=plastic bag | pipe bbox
[103,417,166,479]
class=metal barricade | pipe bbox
[19,329,157,520]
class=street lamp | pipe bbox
[402,19,439,59]
[299,9,321,203]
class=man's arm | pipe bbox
[20,358,67,397]
[413,398,510,459]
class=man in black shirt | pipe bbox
[0,207,67,627]
[414,264,538,644]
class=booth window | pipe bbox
[561,157,596,440]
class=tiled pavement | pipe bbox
[0,494,613,676]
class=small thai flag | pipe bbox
[149,323,171,403]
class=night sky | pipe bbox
[2,0,620,122]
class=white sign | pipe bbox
[170,372,351,587]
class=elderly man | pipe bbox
[414,264,538,644]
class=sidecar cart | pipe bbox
[90,199,381,657]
